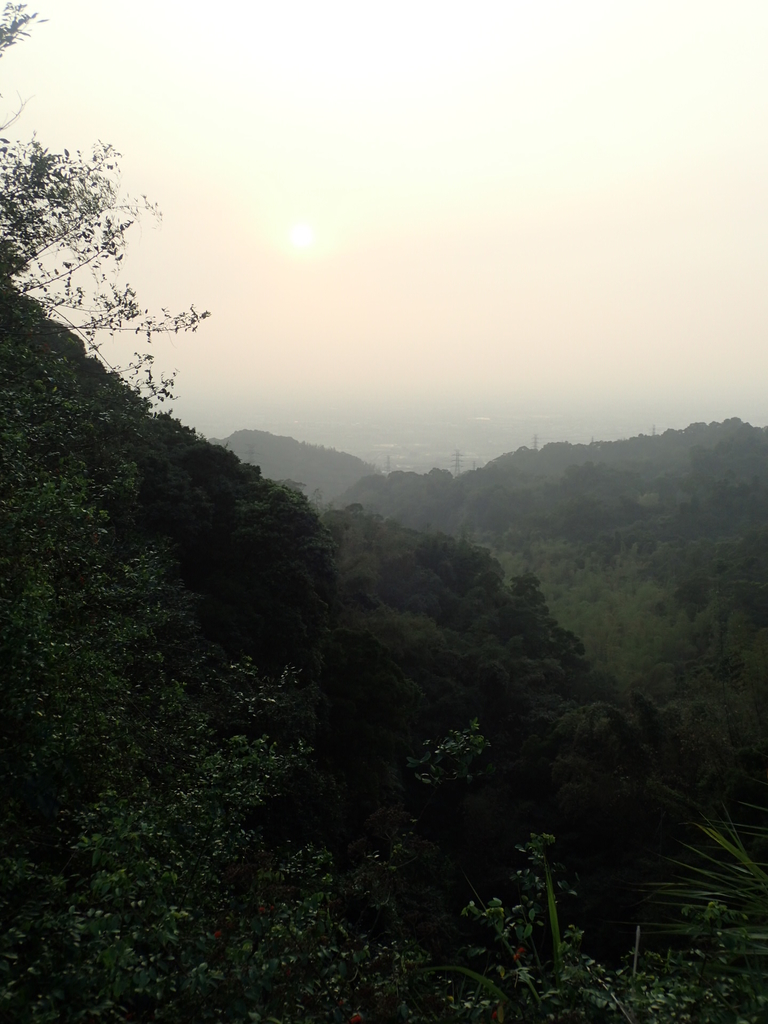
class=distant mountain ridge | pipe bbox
[337,417,768,535]
[209,428,377,501]
[486,417,764,477]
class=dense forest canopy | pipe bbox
[3,6,768,1022]
[340,419,768,688]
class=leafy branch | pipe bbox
[407,717,493,787]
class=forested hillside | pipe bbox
[210,427,377,501]
[341,420,768,693]
[3,7,768,1022]
[6,302,768,1019]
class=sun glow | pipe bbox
[290,223,314,248]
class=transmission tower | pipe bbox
[532,433,539,451]
[453,449,462,476]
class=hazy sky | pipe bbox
[4,1,768,438]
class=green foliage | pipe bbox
[438,831,768,1023]
[340,419,768,714]
[658,809,768,964]
[133,411,337,676]
[0,195,426,1020]
[0,314,441,1022]
[1,784,440,1023]
[319,628,421,808]
[337,420,768,927]
[457,834,583,1015]
[407,719,492,787]
[5,302,768,1019]
[323,504,603,916]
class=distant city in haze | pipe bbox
[185,394,768,477]
[12,3,768,486]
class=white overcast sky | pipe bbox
[4,1,768,436]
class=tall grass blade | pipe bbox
[543,854,563,986]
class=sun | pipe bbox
[290,223,314,248]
